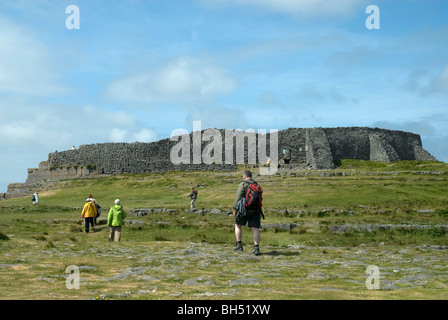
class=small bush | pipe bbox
[46,241,55,248]
[70,225,83,233]
[32,235,47,241]
[317,210,330,218]
[154,235,169,241]
[0,231,10,241]
[428,227,446,237]
[435,209,448,216]
[86,164,97,170]
[289,226,307,234]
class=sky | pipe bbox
[1,0,447,192]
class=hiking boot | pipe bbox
[252,245,261,256]
[233,242,243,252]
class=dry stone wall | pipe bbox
[5,127,436,198]
[277,127,435,168]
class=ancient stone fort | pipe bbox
[4,127,436,198]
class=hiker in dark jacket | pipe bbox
[187,187,198,210]
[232,170,261,255]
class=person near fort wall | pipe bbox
[32,192,39,205]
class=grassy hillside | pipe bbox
[0,160,447,300]
[3,160,448,210]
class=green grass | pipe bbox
[0,160,448,300]
[4,160,448,210]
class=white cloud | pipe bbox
[372,120,437,137]
[429,65,448,94]
[299,84,326,103]
[423,135,448,163]
[133,128,158,142]
[257,92,282,106]
[0,122,37,146]
[326,46,379,75]
[186,105,249,130]
[0,101,160,191]
[0,101,158,148]
[109,128,127,142]
[403,65,448,96]
[0,17,67,96]
[199,0,362,17]
[403,69,429,93]
[298,83,349,105]
[108,127,159,143]
[106,56,236,104]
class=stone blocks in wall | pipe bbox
[5,126,437,198]
[369,132,400,162]
[305,128,335,169]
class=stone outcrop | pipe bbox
[4,127,436,198]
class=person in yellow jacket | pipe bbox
[81,198,97,233]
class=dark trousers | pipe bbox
[85,217,95,233]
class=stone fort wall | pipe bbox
[4,127,436,198]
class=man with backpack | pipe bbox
[232,170,263,256]
[187,187,198,210]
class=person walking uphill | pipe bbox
[232,170,264,256]
[87,194,101,226]
[81,198,97,233]
[107,199,126,242]
[187,187,198,210]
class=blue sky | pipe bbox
[1,0,447,192]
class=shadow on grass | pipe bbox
[261,250,301,257]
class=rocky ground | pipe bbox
[1,237,447,300]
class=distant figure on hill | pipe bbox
[107,199,126,242]
[187,187,198,210]
[32,192,39,205]
[81,198,97,233]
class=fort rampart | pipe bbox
[4,127,436,199]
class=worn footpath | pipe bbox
[1,239,447,300]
